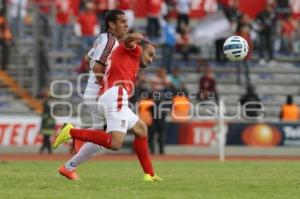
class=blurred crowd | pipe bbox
[1,0,300,70]
[218,0,300,65]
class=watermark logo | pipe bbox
[49,77,265,126]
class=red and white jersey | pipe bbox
[87,32,119,84]
[100,43,142,97]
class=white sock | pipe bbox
[64,142,102,171]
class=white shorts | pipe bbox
[83,83,106,129]
[97,86,139,133]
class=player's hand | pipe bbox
[123,32,143,48]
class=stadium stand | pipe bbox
[2,26,300,121]
[1,1,300,123]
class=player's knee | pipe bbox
[110,139,123,151]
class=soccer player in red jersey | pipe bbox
[53,33,163,182]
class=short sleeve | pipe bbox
[89,33,116,65]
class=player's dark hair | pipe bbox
[104,9,125,32]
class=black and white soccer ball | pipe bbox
[223,36,249,61]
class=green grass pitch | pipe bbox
[1,160,300,199]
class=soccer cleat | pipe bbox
[152,174,164,182]
[143,174,164,182]
[52,123,73,149]
[58,165,79,180]
[143,174,154,182]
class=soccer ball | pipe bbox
[223,36,249,61]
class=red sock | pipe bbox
[70,128,112,149]
[133,137,154,176]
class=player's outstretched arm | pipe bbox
[123,32,143,49]
[91,61,105,84]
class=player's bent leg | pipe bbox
[73,123,105,154]
[129,119,148,138]
[108,131,126,150]
[69,128,112,148]
[63,142,102,173]
[68,127,126,151]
